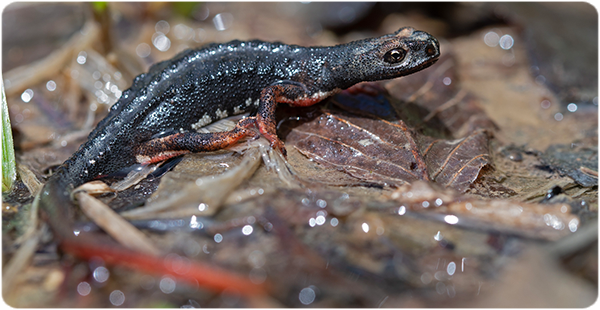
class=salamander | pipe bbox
[38,27,440,293]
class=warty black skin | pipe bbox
[39,27,440,265]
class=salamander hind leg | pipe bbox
[135,118,259,165]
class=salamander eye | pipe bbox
[383,48,406,64]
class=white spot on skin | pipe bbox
[215,108,228,119]
[311,88,340,100]
[192,114,212,130]
[288,88,341,106]
[136,154,151,163]
[136,151,184,164]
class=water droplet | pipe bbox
[554,112,564,121]
[155,20,170,34]
[306,23,323,38]
[535,75,546,85]
[76,51,87,65]
[309,218,316,227]
[447,262,456,275]
[133,43,151,58]
[310,213,324,225]
[398,206,406,215]
[249,268,267,284]
[109,290,125,306]
[420,272,432,284]
[444,215,459,225]
[445,285,456,298]
[21,89,34,102]
[46,80,57,91]
[502,53,515,66]
[330,218,339,227]
[173,23,193,40]
[442,77,451,85]
[433,231,443,241]
[568,218,579,232]
[183,239,201,257]
[214,233,223,243]
[338,5,356,23]
[299,287,316,305]
[541,100,552,109]
[434,270,446,281]
[436,282,446,295]
[499,34,514,49]
[248,250,266,268]
[13,114,23,123]
[153,34,171,52]
[483,31,500,47]
[194,28,207,43]
[77,281,91,296]
[189,215,203,229]
[242,225,253,235]
[567,103,578,112]
[316,199,327,208]
[213,13,234,31]
[93,266,109,283]
[159,276,176,294]
[362,223,369,233]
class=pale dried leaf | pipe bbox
[75,191,160,255]
[120,146,262,220]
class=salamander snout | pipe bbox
[411,30,440,58]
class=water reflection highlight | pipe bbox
[109,290,125,306]
[77,281,91,296]
[299,287,316,305]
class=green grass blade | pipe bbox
[2,80,16,192]
[92,2,107,13]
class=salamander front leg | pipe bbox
[256,83,323,157]
[135,118,258,165]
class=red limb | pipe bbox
[135,118,259,165]
[61,239,268,296]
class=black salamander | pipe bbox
[38,27,440,292]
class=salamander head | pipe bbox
[335,27,440,85]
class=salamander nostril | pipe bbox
[425,43,436,56]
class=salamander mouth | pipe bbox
[401,57,439,76]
